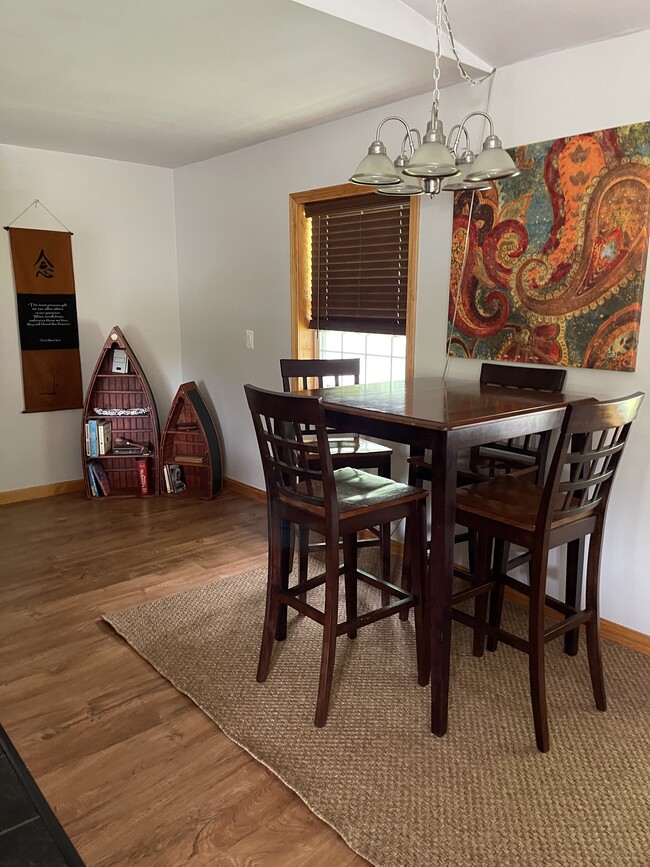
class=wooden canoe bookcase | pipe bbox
[160,381,223,499]
[82,326,161,498]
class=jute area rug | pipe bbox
[104,560,650,867]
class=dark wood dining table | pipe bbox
[302,376,595,737]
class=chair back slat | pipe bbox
[471,364,568,482]
[480,363,566,393]
[540,393,644,527]
[280,358,361,393]
[245,384,337,516]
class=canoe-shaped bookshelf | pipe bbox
[81,326,160,498]
[160,381,223,499]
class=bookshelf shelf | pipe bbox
[161,381,223,499]
[82,326,161,499]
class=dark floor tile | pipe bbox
[0,817,69,867]
[0,756,38,833]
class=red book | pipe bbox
[136,458,150,496]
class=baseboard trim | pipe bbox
[223,477,267,503]
[0,479,85,506]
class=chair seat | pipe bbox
[456,474,594,533]
[304,434,392,459]
[283,467,426,518]
[326,436,392,459]
[409,449,536,485]
[460,447,536,478]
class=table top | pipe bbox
[304,376,596,432]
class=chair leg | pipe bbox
[467,528,477,576]
[343,533,358,639]
[297,526,310,608]
[564,537,585,656]
[381,522,393,608]
[486,538,507,653]
[528,551,550,753]
[315,539,341,727]
[257,513,286,682]
[472,533,492,658]
[275,518,292,641]
[584,530,607,711]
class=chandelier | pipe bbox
[349,0,519,197]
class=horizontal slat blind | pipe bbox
[306,193,411,335]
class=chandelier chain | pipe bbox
[441,0,491,87]
[431,0,442,120]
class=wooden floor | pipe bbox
[0,491,367,866]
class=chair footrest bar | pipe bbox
[452,581,495,604]
[543,610,593,643]
[337,596,414,636]
[452,608,530,654]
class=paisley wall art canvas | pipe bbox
[447,121,650,371]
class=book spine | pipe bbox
[88,420,99,457]
[137,458,150,496]
[91,461,111,496]
[163,464,172,494]
[98,421,112,455]
[87,464,100,497]
[85,423,91,457]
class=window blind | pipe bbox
[305,192,411,335]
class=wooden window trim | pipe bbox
[289,183,419,382]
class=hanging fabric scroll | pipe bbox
[8,227,83,412]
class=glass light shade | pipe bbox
[350,144,400,185]
[377,156,423,196]
[465,141,520,182]
[402,139,460,178]
[442,153,493,192]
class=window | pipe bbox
[290,184,419,383]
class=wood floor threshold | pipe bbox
[1,479,647,655]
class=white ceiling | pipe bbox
[0,0,648,168]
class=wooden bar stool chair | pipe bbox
[245,384,428,727]
[451,392,643,751]
[408,363,567,598]
[281,358,394,593]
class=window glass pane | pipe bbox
[365,355,392,384]
[358,355,367,383]
[391,356,406,381]
[342,331,367,354]
[392,336,407,358]
[319,331,342,353]
[367,333,393,356]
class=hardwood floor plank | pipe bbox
[0,491,367,866]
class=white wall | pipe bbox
[0,145,181,491]
[174,29,650,634]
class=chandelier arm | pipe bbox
[453,111,496,153]
[375,116,416,155]
[446,124,470,158]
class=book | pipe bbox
[163,464,172,493]
[90,461,111,496]
[84,423,91,457]
[168,464,186,494]
[87,419,99,457]
[111,348,129,373]
[87,463,100,497]
[98,420,112,455]
[173,454,205,465]
[136,457,150,496]
[113,436,150,455]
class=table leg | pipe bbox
[428,431,458,737]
